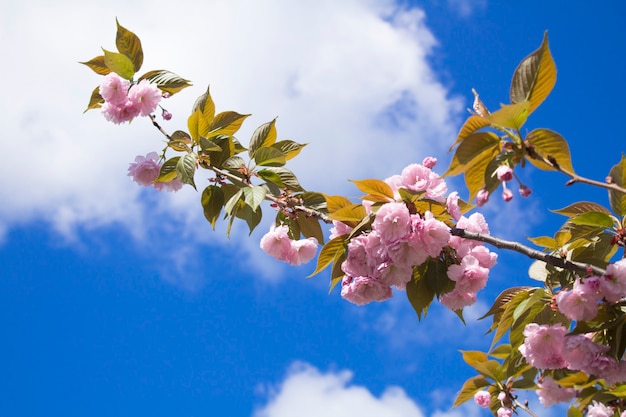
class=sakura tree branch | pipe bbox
[525,146,626,195]
[450,227,607,277]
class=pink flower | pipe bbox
[128,79,162,116]
[447,254,489,293]
[422,156,437,169]
[602,259,626,302]
[502,187,513,202]
[377,262,413,289]
[537,376,577,406]
[400,163,447,202]
[496,407,512,417]
[153,177,183,193]
[342,233,384,279]
[340,276,392,306]
[99,72,130,106]
[102,100,141,124]
[519,323,568,370]
[469,246,498,269]
[439,288,476,310]
[562,334,609,372]
[473,391,491,408]
[446,191,462,221]
[290,237,318,266]
[495,165,513,182]
[128,152,161,186]
[586,401,614,417]
[415,213,450,258]
[260,224,295,262]
[475,188,489,207]
[556,284,599,322]
[329,220,353,240]
[372,202,411,243]
[519,185,532,197]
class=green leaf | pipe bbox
[464,149,500,201]
[300,192,327,212]
[487,101,530,130]
[453,376,490,407]
[296,212,324,243]
[254,146,287,167]
[255,167,304,192]
[115,19,143,73]
[608,154,626,216]
[199,136,222,152]
[224,189,244,215]
[83,86,104,113]
[102,48,135,80]
[139,70,192,96]
[272,140,307,161]
[308,236,346,277]
[406,273,436,320]
[569,212,614,228]
[249,119,277,158]
[526,128,575,174]
[156,156,180,183]
[510,31,557,114]
[349,179,394,200]
[461,350,489,367]
[191,86,216,138]
[235,203,262,235]
[445,132,501,177]
[527,236,558,249]
[327,204,367,224]
[552,201,613,217]
[176,153,197,190]
[257,169,285,188]
[208,111,250,136]
[567,406,583,417]
[80,55,111,76]
[448,115,490,152]
[201,185,224,229]
[242,186,267,212]
[489,344,512,359]
[324,195,353,213]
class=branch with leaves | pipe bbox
[82,22,626,417]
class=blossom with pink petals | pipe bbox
[422,156,437,169]
[128,152,161,186]
[340,276,392,306]
[99,72,130,105]
[475,188,490,207]
[473,390,491,408]
[153,177,183,193]
[290,238,318,266]
[102,100,141,124]
[446,191,462,221]
[556,279,601,322]
[519,323,568,370]
[400,163,447,202]
[496,407,512,417]
[447,254,489,293]
[128,79,162,116]
[372,202,411,243]
[260,224,295,262]
[537,376,577,406]
[586,401,614,417]
[439,289,476,311]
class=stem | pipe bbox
[450,228,606,277]
[514,399,540,417]
[526,146,626,195]
[149,114,172,141]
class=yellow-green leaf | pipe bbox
[461,350,488,367]
[328,204,367,224]
[453,376,490,407]
[139,69,192,96]
[324,195,353,213]
[187,108,201,142]
[156,157,179,183]
[201,185,224,229]
[308,236,346,277]
[115,19,143,73]
[102,48,135,80]
[83,86,104,113]
[526,128,575,173]
[448,115,490,152]
[487,101,530,130]
[445,132,501,177]
[249,119,277,157]
[464,151,499,201]
[608,154,626,216]
[527,236,558,249]
[80,55,111,76]
[510,32,557,114]
[552,201,613,217]
[296,212,324,243]
[272,140,307,161]
[569,212,614,229]
[349,179,394,200]
[209,111,250,137]
[191,86,215,137]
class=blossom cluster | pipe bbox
[335,158,497,308]
[99,73,163,124]
[127,152,183,192]
[519,323,626,406]
[260,224,318,266]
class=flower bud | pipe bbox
[502,188,513,202]
[495,165,513,182]
[519,185,532,197]
[162,108,173,121]
[476,189,489,207]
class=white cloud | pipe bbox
[446,0,487,18]
[0,0,463,284]
[254,362,426,417]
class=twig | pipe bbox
[450,228,607,277]
[514,399,541,417]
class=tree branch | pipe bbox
[450,227,607,277]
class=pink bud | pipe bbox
[162,108,172,121]
[476,189,489,207]
[495,165,513,182]
[502,188,513,202]
[519,185,532,197]
[422,156,437,169]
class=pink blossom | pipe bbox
[469,246,498,269]
[446,191,462,221]
[99,72,130,105]
[372,202,411,243]
[601,259,626,302]
[449,213,490,258]
[342,233,384,279]
[496,407,512,417]
[340,276,392,306]
[128,79,162,116]
[519,323,568,370]
[400,163,447,202]
[329,220,353,240]
[260,224,295,262]
[556,286,599,322]
[475,188,489,207]
[447,255,489,293]
[102,100,141,124]
[128,152,161,186]
[384,174,403,199]
[586,401,614,417]
[290,238,318,266]
[562,334,609,372]
[495,165,513,182]
[153,177,183,192]
[537,376,577,406]
[422,156,437,169]
[439,288,476,310]
[416,213,451,258]
[497,391,507,402]
[502,187,513,202]
[377,262,413,289]
[603,359,626,385]
[473,390,491,408]
[519,185,532,197]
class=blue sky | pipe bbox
[1,1,625,416]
